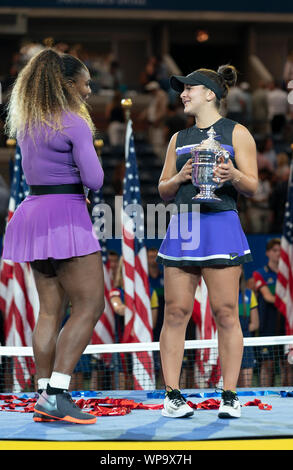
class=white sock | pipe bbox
[49,372,71,391]
[37,378,50,391]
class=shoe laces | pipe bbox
[63,391,79,408]
[166,388,186,406]
[217,388,237,406]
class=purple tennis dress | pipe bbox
[2,112,104,262]
[157,117,252,267]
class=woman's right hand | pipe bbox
[175,158,193,184]
[158,133,192,201]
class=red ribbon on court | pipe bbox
[189,399,220,410]
[188,398,272,411]
[243,398,272,410]
[0,395,272,415]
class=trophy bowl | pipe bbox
[191,127,230,202]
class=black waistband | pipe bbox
[29,184,84,195]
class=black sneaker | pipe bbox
[162,388,194,418]
[218,390,241,418]
[34,390,97,424]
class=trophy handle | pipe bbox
[223,151,230,163]
[216,151,230,164]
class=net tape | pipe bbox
[1,335,293,356]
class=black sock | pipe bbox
[46,384,66,395]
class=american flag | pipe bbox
[121,119,155,390]
[192,278,221,388]
[275,160,293,334]
[90,188,115,359]
[0,145,39,391]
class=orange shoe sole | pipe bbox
[33,415,58,423]
[34,408,97,424]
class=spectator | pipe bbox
[283,49,293,87]
[239,82,252,129]
[225,84,246,124]
[105,90,126,147]
[19,40,44,66]
[246,168,273,233]
[164,103,187,143]
[139,56,158,90]
[54,41,69,54]
[139,81,168,160]
[108,250,120,286]
[68,43,83,59]
[253,238,286,386]
[261,136,278,170]
[99,54,120,90]
[109,60,124,91]
[112,161,125,195]
[155,56,170,92]
[267,80,288,136]
[237,270,259,388]
[255,137,275,173]
[275,151,290,181]
[269,153,290,233]
[251,80,269,135]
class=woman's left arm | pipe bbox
[214,124,258,197]
[69,115,104,191]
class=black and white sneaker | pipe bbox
[218,390,241,418]
[162,388,194,418]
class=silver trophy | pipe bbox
[191,126,230,202]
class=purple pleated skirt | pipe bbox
[2,194,101,262]
[157,210,252,267]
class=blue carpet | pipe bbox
[1,388,293,442]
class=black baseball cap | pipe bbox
[170,71,223,100]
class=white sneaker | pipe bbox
[218,390,241,418]
[162,389,194,418]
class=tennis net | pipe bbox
[1,335,293,393]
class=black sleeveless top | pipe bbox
[175,117,238,213]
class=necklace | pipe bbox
[195,125,208,133]
[195,117,223,133]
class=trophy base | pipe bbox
[192,188,222,203]
[192,195,222,203]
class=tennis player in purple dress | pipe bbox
[157,65,258,419]
[3,49,105,424]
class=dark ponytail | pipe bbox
[195,64,238,105]
[217,64,238,97]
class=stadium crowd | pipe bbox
[0,37,292,235]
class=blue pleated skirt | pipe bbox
[157,210,252,267]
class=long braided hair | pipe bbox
[5,48,95,140]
